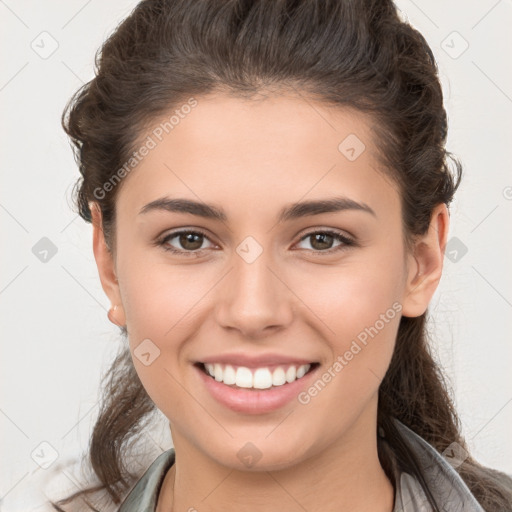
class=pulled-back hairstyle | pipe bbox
[54,0,512,510]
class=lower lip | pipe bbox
[194,363,319,414]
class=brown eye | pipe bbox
[159,230,214,255]
[309,232,335,250]
[176,232,204,251]
[296,230,355,253]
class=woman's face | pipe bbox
[94,92,443,471]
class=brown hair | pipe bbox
[54,0,512,510]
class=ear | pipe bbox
[90,202,126,326]
[401,203,450,318]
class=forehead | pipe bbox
[116,92,400,222]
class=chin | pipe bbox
[199,435,312,473]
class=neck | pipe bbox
[157,401,395,512]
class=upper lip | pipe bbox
[198,353,318,369]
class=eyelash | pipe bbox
[156,228,356,257]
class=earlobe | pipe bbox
[90,202,126,326]
[401,204,450,318]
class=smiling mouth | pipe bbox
[194,361,320,390]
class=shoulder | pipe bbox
[392,419,486,512]
[0,453,120,512]
[0,455,86,512]
[118,449,176,512]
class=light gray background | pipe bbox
[1,0,511,506]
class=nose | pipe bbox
[214,248,294,339]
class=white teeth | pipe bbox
[235,367,253,388]
[223,364,236,385]
[296,365,308,379]
[285,366,297,383]
[253,368,273,389]
[272,367,286,386]
[203,363,312,389]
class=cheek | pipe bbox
[119,263,204,416]
[291,262,402,441]
[304,249,404,340]
[117,255,228,417]
[296,248,404,393]
[118,245,214,340]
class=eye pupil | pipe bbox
[311,233,333,250]
[180,232,203,250]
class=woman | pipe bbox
[51,0,512,510]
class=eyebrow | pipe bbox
[139,196,376,222]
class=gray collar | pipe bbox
[391,419,485,511]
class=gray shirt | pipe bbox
[118,419,485,512]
